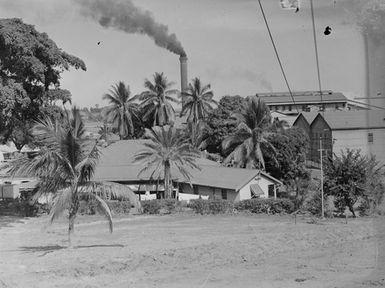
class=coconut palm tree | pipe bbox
[222,96,276,170]
[8,107,138,246]
[139,72,179,127]
[133,125,200,199]
[180,77,217,123]
[103,81,139,139]
[184,120,211,151]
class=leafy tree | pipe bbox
[133,126,200,199]
[139,72,179,127]
[102,81,140,139]
[0,18,86,149]
[323,149,384,217]
[265,127,310,184]
[206,95,247,154]
[8,107,137,246]
[222,96,275,170]
[180,77,217,123]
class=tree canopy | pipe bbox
[0,18,86,149]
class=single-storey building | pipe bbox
[93,140,283,201]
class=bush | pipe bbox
[188,199,234,214]
[79,199,132,215]
[302,191,334,217]
[234,198,294,214]
[141,199,179,214]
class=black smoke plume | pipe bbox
[75,0,186,56]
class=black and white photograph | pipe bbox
[0,0,384,287]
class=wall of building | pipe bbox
[333,128,385,164]
[269,102,348,113]
[179,184,237,201]
[310,117,333,163]
[237,176,276,201]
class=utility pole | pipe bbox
[319,135,324,219]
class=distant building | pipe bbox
[255,90,367,113]
[293,110,385,164]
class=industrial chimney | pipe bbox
[180,55,188,106]
[363,34,385,108]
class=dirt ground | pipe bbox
[0,213,384,288]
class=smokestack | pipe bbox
[180,55,188,105]
[76,0,185,56]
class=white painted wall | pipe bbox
[179,184,237,201]
[237,176,276,201]
[333,129,385,164]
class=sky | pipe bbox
[0,0,366,108]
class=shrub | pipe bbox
[302,191,334,217]
[141,199,179,214]
[234,198,294,214]
[188,199,234,214]
[79,199,132,215]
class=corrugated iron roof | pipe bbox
[298,110,385,130]
[93,140,282,190]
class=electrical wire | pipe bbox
[257,0,298,113]
[310,0,324,112]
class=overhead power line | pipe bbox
[257,0,298,113]
[310,0,324,112]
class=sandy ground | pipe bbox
[0,213,384,288]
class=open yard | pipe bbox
[0,213,384,288]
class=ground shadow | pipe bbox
[75,244,125,249]
[18,244,125,256]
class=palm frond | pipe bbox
[92,194,113,233]
[49,187,73,224]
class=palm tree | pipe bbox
[180,77,217,123]
[133,126,200,199]
[222,96,275,170]
[184,120,211,151]
[139,72,179,127]
[8,107,138,246]
[103,81,139,139]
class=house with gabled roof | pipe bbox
[93,140,283,201]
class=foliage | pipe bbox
[6,107,137,246]
[183,120,211,151]
[206,95,246,154]
[234,198,294,214]
[0,18,86,149]
[180,77,217,123]
[302,189,335,217]
[133,126,201,199]
[141,199,179,214]
[79,199,132,215]
[102,81,141,139]
[139,72,179,127]
[222,96,275,170]
[188,199,234,214]
[323,149,385,217]
[265,127,310,184]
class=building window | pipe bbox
[282,105,286,111]
[288,105,292,111]
[368,132,374,143]
[221,189,227,200]
[268,185,275,198]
